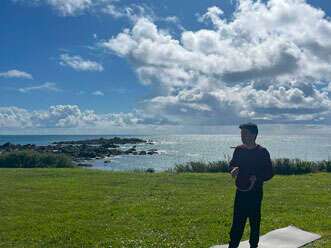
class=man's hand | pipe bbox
[231,167,239,179]
[249,175,256,182]
[246,175,257,191]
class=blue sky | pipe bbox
[1,0,331,134]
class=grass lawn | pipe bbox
[0,168,329,248]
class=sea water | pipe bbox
[0,134,330,172]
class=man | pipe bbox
[227,122,274,248]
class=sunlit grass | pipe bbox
[0,168,329,247]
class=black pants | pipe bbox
[228,187,263,248]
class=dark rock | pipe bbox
[124,148,136,154]
[52,137,148,145]
[147,149,158,155]
[77,163,93,167]
[0,137,158,165]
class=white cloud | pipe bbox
[12,0,101,16]
[12,0,93,16]
[197,6,225,27]
[92,90,104,96]
[322,82,331,92]
[102,3,182,31]
[59,54,103,71]
[102,4,126,18]
[0,105,154,130]
[0,107,32,129]
[19,82,60,93]
[163,16,179,23]
[0,70,33,79]
[101,0,331,126]
[2,105,331,135]
[12,0,146,18]
[46,0,92,16]
[159,15,185,32]
[102,3,152,23]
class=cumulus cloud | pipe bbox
[163,16,179,23]
[102,3,183,32]
[12,0,145,18]
[0,107,32,129]
[59,54,104,71]
[101,0,331,126]
[45,0,93,16]
[92,90,104,96]
[0,70,33,79]
[12,0,113,16]
[102,3,153,23]
[1,105,331,135]
[322,83,331,92]
[197,6,225,27]
[18,82,61,93]
[102,4,126,18]
[0,105,169,131]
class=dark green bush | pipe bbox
[167,157,330,174]
[0,151,77,168]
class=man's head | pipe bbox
[239,122,258,144]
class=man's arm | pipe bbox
[228,147,240,173]
[264,149,274,181]
[257,149,274,182]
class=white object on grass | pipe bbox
[210,225,321,248]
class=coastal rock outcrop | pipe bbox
[0,137,158,163]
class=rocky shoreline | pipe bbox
[0,137,158,165]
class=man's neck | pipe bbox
[244,143,257,149]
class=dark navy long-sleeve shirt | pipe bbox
[228,144,274,190]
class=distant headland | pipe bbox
[0,137,158,164]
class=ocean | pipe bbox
[0,134,330,172]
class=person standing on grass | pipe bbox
[227,122,274,248]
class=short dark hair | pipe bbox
[239,122,258,137]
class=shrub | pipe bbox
[169,157,330,174]
[0,151,77,168]
[146,168,155,173]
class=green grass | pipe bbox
[0,168,330,248]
